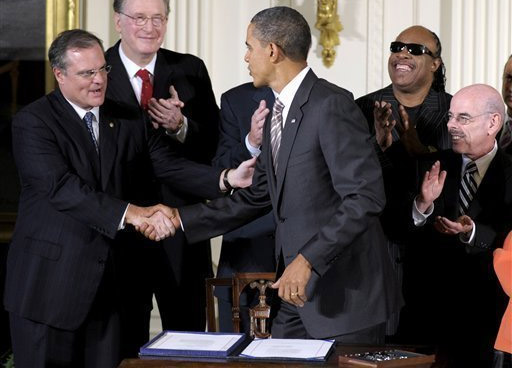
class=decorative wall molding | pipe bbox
[84,0,512,100]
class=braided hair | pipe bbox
[430,30,446,92]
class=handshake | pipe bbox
[125,204,181,241]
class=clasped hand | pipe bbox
[125,204,179,241]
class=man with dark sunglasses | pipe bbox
[355,25,452,342]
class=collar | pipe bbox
[64,97,100,122]
[118,43,157,79]
[272,66,311,109]
[461,141,497,178]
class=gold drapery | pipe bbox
[315,0,343,68]
[45,0,81,93]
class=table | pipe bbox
[119,344,436,367]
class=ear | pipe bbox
[488,112,502,135]
[431,57,442,72]
[114,12,122,33]
[269,43,281,62]
[53,67,65,85]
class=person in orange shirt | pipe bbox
[494,231,512,368]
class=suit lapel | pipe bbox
[467,151,503,219]
[98,106,119,191]
[153,50,173,99]
[106,42,140,107]
[275,70,317,199]
[49,90,101,181]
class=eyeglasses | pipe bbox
[446,111,491,125]
[390,41,435,57]
[75,64,112,79]
[118,11,167,27]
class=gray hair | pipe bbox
[250,6,311,62]
[113,0,170,16]
[48,29,103,71]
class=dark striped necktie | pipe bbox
[459,161,477,215]
[270,98,285,173]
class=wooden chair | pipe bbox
[205,272,275,338]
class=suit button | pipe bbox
[98,258,106,265]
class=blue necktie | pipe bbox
[83,111,99,154]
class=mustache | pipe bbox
[449,128,464,136]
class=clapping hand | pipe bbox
[434,215,473,236]
[395,105,429,156]
[415,160,446,213]
[247,100,270,148]
[373,101,395,151]
[148,85,185,132]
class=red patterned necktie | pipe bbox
[136,69,153,109]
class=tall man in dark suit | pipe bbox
[212,83,276,332]
[3,29,251,367]
[158,6,403,342]
[105,0,220,345]
[410,84,510,366]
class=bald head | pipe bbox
[454,84,505,126]
[448,84,504,160]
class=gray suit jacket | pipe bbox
[180,70,402,338]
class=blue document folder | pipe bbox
[139,331,250,358]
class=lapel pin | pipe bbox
[109,122,114,128]
[290,118,296,124]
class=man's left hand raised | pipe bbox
[148,85,185,132]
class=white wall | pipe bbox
[85,0,512,101]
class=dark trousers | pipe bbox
[117,238,212,358]
[494,350,512,368]
[9,261,120,368]
[270,297,385,343]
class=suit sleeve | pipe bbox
[299,94,386,276]
[180,148,272,243]
[12,110,127,239]
[146,125,224,199]
[212,92,253,168]
[180,59,220,164]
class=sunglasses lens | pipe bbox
[390,42,404,53]
[407,44,424,56]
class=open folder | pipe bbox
[139,331,335,362]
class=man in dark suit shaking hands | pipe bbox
[159,6,402,343]
[4,29,251,368]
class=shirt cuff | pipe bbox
[118,204,130,230]
[412,196,434,226]
[459,220,476,244]
[245,134,261,157]
[166,116,188,143]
